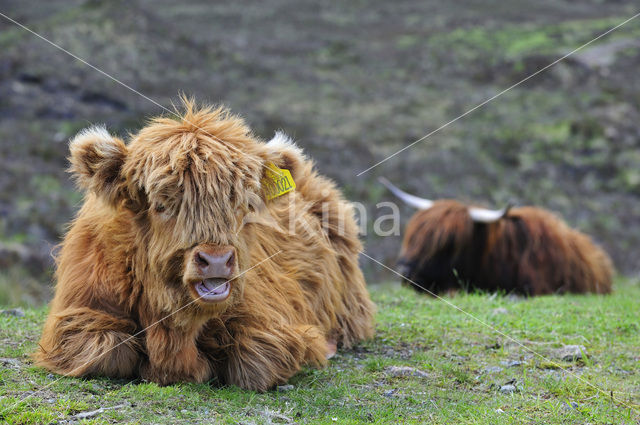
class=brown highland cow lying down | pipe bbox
[35,99,375,391]
[380,178,613,296]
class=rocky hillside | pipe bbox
[1,0,639,304]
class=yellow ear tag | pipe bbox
[262,162,296,200]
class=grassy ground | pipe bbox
[1,280,638,424]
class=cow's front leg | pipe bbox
[35,307,141,379]
[141,324,212,385]
[222,324,329,391]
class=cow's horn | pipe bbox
[468,203,512,223]
[378,177,434,210]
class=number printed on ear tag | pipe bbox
[262,162,296,200]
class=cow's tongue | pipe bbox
[202,278,228,294]
[196,278,230,301]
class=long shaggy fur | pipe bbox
[35,98,375,391]
[398,201,614,296]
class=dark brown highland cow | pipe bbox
[35,99,375,391]
[380,178,613,296]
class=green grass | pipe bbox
[429,17,640,64]
[1,281,639,424]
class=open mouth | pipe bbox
[194,278,231,302]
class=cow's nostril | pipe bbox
[226,252,235,269]
[195,252,209,268]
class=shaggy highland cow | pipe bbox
[380,178,613,296]
[36,99,375,391]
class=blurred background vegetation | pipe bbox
[1,0,639,305]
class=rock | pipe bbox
[556,345,586,362]
[495,408,505,413]
[276,384,294,392]
[0,242,30,269]
[0,358,21,367]
[500,360,523,367]
[491,307,508,315]
[1,308,25,317]
[483,366,503,374]
[383,389,396,397]
[0,241,50,275]
[499,384,517,394]
[385,366,429,378]
[572,38,640,69]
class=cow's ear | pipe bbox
[263,131,306,181]
[68,126,127,206]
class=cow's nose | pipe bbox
[194,248,235,278]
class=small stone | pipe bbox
[53,132,67,143]
[277,384,294,392]
[500,360,523,367]
[492,307,508,315]
[1,308,25,317]
[383,389,396,397]
[557,345,586,362]
[495,408,505,413]
[484,366,503,374]
[563,401,579,410]
[499,384,517,394]
[385,366,429,378]
[0,358,20,367]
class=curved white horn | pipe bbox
[378,177,434,210]
[468,204,512,223]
